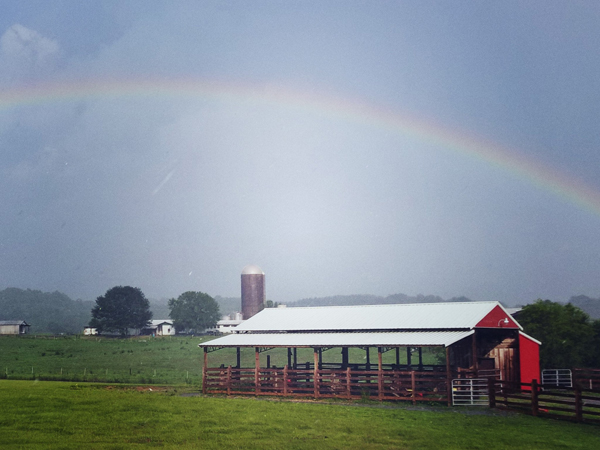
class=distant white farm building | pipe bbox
[0,320,30,335]
[83,327,98,336]
[143,320,176,336]
[205,313,244,334]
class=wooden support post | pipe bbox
[446,347,452,407]
[283,365,288,396]
[575,383,583,422]
[418,347,423,371]
[407,347,412,369]
[346,366,352,399]
[395,347,400,367]
[488,377,496,408]
[531,379,538,417]
[267,354,271,368]
[236,347,241,369]
[227,365,232,396]
[472,333,478,376]
[202,348,208,394]
[411,370,416,405]
[313,348,319,399]
[341,347,349,369]
[287,348,292,368]
[255,347,260,395]
[365,347,371,371]
[318,348,322,369]
[378,347,384,401]
[293,348,297,369]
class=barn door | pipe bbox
[496,348,517,382]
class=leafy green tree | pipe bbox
[89,286,152,336]
[168,291,220,333]
[518,299,595,369]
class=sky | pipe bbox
[1,1,600,306]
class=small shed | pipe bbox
[0,320,30,335]
[199,302,541,401]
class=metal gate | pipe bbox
[452,378,489,406]
[542,369,572,387]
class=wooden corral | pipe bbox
[199,302,541,402]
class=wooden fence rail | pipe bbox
[203,366,450,404]
[490,379,600,425]
[574,368,600,390]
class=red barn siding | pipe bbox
[475,305,519,329]
[519,332,541,384]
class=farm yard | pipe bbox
[2,334,600,448]
[1,380,600,449]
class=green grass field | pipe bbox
[0,335,443,385]
[1,380,599,449]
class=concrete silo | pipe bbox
[241,265,265,320]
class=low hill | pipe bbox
[568,295,600,319]
[0,288,93,334]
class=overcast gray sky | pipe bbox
[1,1,600,306]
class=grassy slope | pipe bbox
[1,380,599,449]
[0,335,443,384]
[0,335,210,384]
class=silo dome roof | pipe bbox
[242,264,264,275]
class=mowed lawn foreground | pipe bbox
[1,380,599,449]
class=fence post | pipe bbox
[445,347,452,407]
[313,348,319,399]
[283,365,288,396]
[488,377,496,408]
[202,348,208,394]
[227,365,232,396]
[255,348,260,395]
[378,348,383,401]
[346,366,352,400]
[531,379,538,417]
[411,371,416,405]
[575,384,583,423]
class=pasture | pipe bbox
[0,335,442,385]
[1,380,599,449]
[2,336,600,448]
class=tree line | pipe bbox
[0,286,221,335]
[518,299,600,370]
[89,286,221,336]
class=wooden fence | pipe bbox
[489,379,600,425]
[203,365,450,404]
[574,368,600,390]
[203,365,600,425]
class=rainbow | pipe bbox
[2,77,600,217]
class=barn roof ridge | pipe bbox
[235,301,520,333]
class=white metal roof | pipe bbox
[199,330,474,348]
[234,302,517,332]
[149,320,173,326]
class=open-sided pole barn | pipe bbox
[199,302,540,402]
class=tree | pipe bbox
[518,299,595,369]
[168,291,220,333]
[89,286,152,336]
[0,288,92,334]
